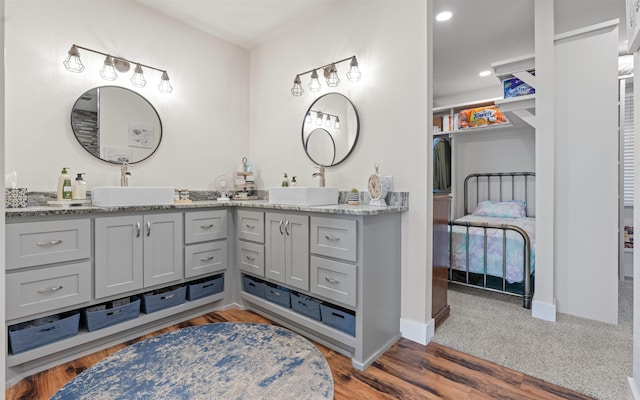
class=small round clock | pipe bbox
[368,163,393,207]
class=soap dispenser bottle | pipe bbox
[57,167,73,201]
[72,173,87,200]
[282,173,290,187]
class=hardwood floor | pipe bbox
[6,309,593,400]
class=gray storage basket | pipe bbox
[83,297,141,332]
[291,292,322,321]
[141,286,186,313]
[9,311,80,354]
[186,275,224,301]
[320,303,356,336]
[264,283,292,308]
[242,275,266,298]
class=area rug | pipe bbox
[50,323,334,400]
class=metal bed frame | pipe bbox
[448,172,535,309]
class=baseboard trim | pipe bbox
[532,298,556,322]
[400,317,434,345]
[628,377,640,399]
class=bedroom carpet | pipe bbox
[432,283,632,400]
[49,322,334,400]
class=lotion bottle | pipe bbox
[57,167,73,201]
[281,173,290,187]
[72,173,87,200]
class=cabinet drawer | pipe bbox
[6,262,91,320]
[185,240,227,278]
[185,210,227,244]
[6,219,90,270]
[310,217,357,262]
[238,241,265,276]
[237,210,264,243]
[310,256,357,307]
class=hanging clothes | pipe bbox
[433,137,451,191]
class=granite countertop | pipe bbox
[5,199,408,218]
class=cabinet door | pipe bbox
[95,216,144,299]
[285,214,309,291]
[265,212,286,282]
[143,213,183,287]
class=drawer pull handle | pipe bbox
[36,240,63,247]
[325,277,340,284]
[270,290,281,297]
[136,222,141,238]
[200,256,215,261]
[201,224,214,230]
[146,221,151,237]
[37,285,64,294]
[324,235,340,241]
[245,224,255,229]
[246,255,256,261]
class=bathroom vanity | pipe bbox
[4,198,406,385]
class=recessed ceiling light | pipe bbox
[478,70,492,77]
[436,11,452,22]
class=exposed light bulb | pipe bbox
[159,71,173,93]
[99,55,118,81]
[334,116,341,129]
[346,57,361,82]
[308,69,322,92]
[325,64,340,87]
[63,45,85,73]
[291,75,304,96]
[131,64,147,87]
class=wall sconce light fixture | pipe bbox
[291,56,360,96]
[306,109,341,129]
[63,44,173,93]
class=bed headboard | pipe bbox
[464,172,536,217]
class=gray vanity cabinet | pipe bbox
[5,219,92,320]
[184,210,227,279]
[95,213,183,299]
[265,212,309,291]
[236,210,265,276]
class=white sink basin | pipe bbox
[268,186,339,206]
[91,186,174,207]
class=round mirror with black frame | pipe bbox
[301,92,359,167]
[71,86,163,164]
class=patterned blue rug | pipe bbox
[51,323,334,399]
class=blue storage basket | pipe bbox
[320,303,356,336]
[83,297,141,332]
[142,286,186,314]
[187,275,224,301]
[291,292,321,321]
[264,283,291,308]
[9,311,80,354]
[243,275,266,298]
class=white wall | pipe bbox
[554,23,619,324]
[249,0,432,339]
[5,0,250,190]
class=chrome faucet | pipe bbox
[312,166,325,187]
[120,162,131,187]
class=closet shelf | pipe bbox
[491,54,536,128]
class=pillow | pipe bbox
[472,200,526,218]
